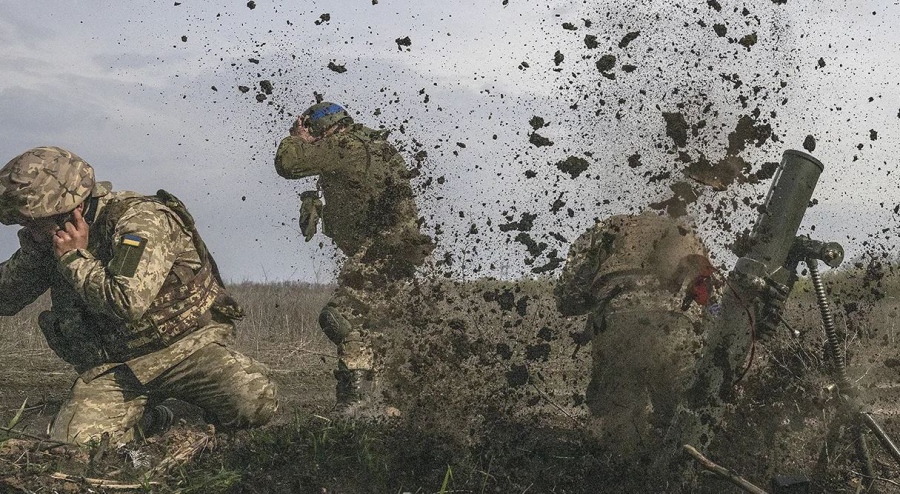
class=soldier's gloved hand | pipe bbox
[298,191,323,242]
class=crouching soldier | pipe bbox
[554,211,716,455]
[0,147,278,445]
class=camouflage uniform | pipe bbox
[0,147,278,445]
[275,122,434,400]
[555,211,714,454]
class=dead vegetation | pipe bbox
[0,271,899,492]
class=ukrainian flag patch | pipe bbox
[110,234,148,277]
[121,234,143,247]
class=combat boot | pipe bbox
[334,370,403,420]
[140,405,174,437]
[334,369,374,407]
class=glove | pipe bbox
[298,191,323,242]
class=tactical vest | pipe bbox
[41,190,243,370]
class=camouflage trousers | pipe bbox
[585,288,704,456]
[49,341,278,445]
[320,251,415,374]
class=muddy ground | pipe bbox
[2,273,900,493]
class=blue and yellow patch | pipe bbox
[121,234,143,247]
[110,234,148,277]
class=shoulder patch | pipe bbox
[109,234,148,277]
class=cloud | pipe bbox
[1,0,899,282]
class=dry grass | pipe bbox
[1,269,900,492]
[227,281,334,365]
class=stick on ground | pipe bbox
[683,444,769,494]
[50,472,161,490]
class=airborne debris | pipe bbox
[595,54,616,73]
[531,256,561,274]
[395,36,412,50]
[499,213,537,232]
[649,181,697,218]
[584,34,599,49]
[529,116,545,130]
[618,31,640,48]
[662,112,689,148]
[516,232,546,256]
[726,115,772,155]
[327,61,347,73]
[315,13,331,25]
[246,1,256,9]
[803,134,816,152]
[506,365,528,387]
[685,155,748,191]
[754,161,779,181]
[627,154,642,168]
[529,133,553,147]
[259,80,273,95]
[738,32,757,50]
[554,156,590,179]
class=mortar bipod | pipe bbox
[799,238,900,489]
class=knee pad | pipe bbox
[319,306,352,345]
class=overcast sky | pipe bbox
[1,0,899,282]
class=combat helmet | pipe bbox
[0,146,95,225]
[302,102,353,137]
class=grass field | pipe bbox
[1,265,900,493]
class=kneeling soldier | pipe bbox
[0,147,278,445]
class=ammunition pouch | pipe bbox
[211,292,245,321]
[298,190,323,242]
[38,310,107,372]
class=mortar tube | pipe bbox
[653,150,824,487]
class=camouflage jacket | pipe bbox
[0,183,234,381]
[555,212,713,317]
[274,123,432,259]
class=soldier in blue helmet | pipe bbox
[275,102,434,413]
